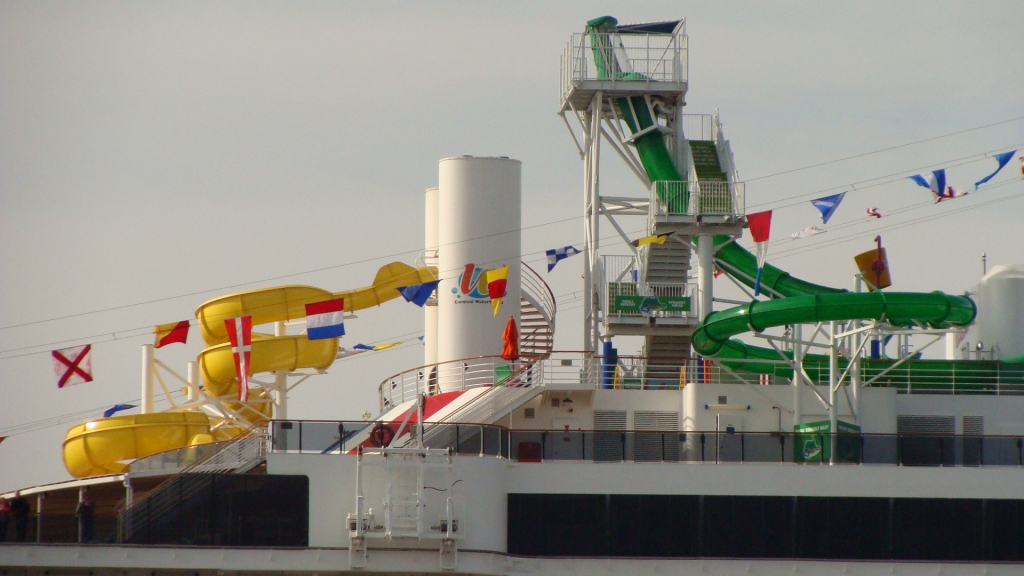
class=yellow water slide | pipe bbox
[62,262,437,478]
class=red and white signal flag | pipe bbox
[52,345,93,388]
[224,316,253,402]
[747,210,773,297]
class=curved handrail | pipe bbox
[521,262,556,324]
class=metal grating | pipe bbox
[593,410,627,463]
[634,411,680,431]
[963,416,984,436]
[634,411,679,463]
[594,410,627,430]
[524,407,535,419]
[897,415,955,435]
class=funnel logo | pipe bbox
[452,263,489,301]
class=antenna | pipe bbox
[982,253,987,276]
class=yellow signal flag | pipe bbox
[630,232,674,247]
[486,266,509,317]
[854,248,892,291]
[372,342,402,351]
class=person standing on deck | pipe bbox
[9,491,30,542]
[76,492,95,543]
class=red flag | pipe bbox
[154,320,190,348]
[487,266,509,317]
[746,210,773,296]
[747,210,773,244]
[52,345,93,388]
[224,316,253,402]
[501,317,519,361]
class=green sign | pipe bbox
[794,420,861,463]
[612,295,690,314]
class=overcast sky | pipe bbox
[2,2,1022,491]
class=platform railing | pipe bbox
[560,31,688,99]
[649,180,745,221]
[379,355,526,412]
[605,281,698,320]
[682,113,714,141]
[381,351,1024,403]
[264,420,1024,469]
[268,419,510,458]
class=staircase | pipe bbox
[639,139,729,380]
[118,424,267,543]
[519,263,556,359]
[644,239,691,284]
[689,140,728,182]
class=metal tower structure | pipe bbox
[558,17,746,382]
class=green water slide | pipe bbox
[584,17,1024,390]
[588,17,686,189]
[689,236,973,375]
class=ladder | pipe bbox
[350,446,459,570]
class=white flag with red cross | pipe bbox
[52,345,93,388]
[224,316,253,402]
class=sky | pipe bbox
[1,1,1022,491]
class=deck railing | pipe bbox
[379,352,1024,406]
[265,420,1024,469]
[560,31,687,100]
[649,180,745,220]
[605,281,698,320]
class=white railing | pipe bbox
[682,114,715,141]
[560,31,688,100]
[649,180,745,222]
[520,262,556,327]
[605,281,699,320]
[382,351,1024,405]
[380,356,530,412]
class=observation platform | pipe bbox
[559,30,688,113]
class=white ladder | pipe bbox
[349,446,460,570]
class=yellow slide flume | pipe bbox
[196,262,437,396]
[63,412,211,477]
[61,262,436,477]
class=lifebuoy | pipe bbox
[368,423,395,447]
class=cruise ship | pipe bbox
[3,15,1024,575]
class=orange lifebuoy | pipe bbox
[368,424,395,447]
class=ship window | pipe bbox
[508,494,1024,562]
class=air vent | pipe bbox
[593,410,627,463]
[897,415,955,435]
[634,411,680,431]
[718,396,728,405]
[524,407,535,419]
[963,416,984,436]
[594,410,627,430]
[551,398,560,408]
[635,411,680,463]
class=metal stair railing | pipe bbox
[409,360,546,449]
[520,263,556,351]
[117,422,267,543]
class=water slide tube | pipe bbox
[587,17,687,189]
[62,262,437,478]
[585,18,1005,386]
